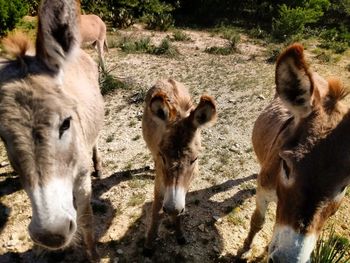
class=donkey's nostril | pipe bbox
[68,220,74,233]
[180,208,185,214]
[163,206,168,214]
[268,258,274,263]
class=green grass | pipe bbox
[172,30,191,41]
[226,207,244,226]
[118,35,179,57]
[99,65,128,95]
[127,193,146,207]
[151,38,179,57]
[205,33,240,55]
[15,16,37,41]
[311,227,350,263]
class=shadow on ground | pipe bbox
[0,170,257,263]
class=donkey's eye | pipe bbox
[59,117,72,138]
[282,159,290,179]
[190,157,198,164]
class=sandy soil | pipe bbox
[0,26,349,263]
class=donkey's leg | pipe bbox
[238,185,270,256]
[172,215,187,245]
[96,40,105,71]
[74,173,98,262]
[92,144,102,178]
[144,176,163,256]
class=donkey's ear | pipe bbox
[192,95,217,128]
[276,43,315,119]
[149,92,172,122]
[36,0,81,74]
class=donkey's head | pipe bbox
[150,93,216,216]
[269,44,350,262]
[0,0,93,250]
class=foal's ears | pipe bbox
[191,95,217,128]
[276,44,316,119]
[36,0,81,74]
[149,92,175,122]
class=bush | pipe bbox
[205,32,240,55]
[272,0,330,41]
[119,36,153,53]
[311,227,350,263]
[319,25,350,53]
[0,0,28,36]
[172,30,191,41]
[144,13,174,31]
[99,65,127,95]
[152,38,179,57]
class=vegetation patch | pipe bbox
[127,193,146,207]
[171,30,191,41]
[311,227,350,263]
[99,65,128,95]
[119,36,179,57]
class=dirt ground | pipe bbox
[0,26,349,263]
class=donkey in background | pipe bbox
[0,0,104,260]
[240,44,350,262]
[80,14,108,69]
[142,79,217,255]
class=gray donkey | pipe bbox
[0,0,104,261]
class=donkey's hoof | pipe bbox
[177,236,188,245]
[92,170,102,178]
[143,247,154,257]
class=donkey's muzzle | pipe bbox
[162,204,185,216]
[29,218,76,249]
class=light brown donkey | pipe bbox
[0,0,103,261]
[142,79,216,255]
[80,14,108,68]
[239,43,350,262]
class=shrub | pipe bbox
[99,65,127,95]
[144,13,174,31]
[172,30,191,41]
[319,25,350,53]
[118,35,179,57]
[119,36,153,53]
[272,0,330,41]
[311,227,350,263]
[152,38,179,57]
[0,0,28,36]
[205,33,240,55]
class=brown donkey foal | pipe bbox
[240,44,350,262]
[142,79,216,255]
[0,0,103,261]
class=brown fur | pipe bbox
[142,79,216,253]
[240,43,350,261]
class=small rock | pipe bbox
[198,224,205,232]
[7,240,17,247]
[0,161,9,167]
[117,249,124,255]
[213,245,219,253]
[212,215,222,223]
[341,224,348,230]
[113,257,119,263]
[257,94,266,100]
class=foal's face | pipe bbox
[0,78,82,249]
[158,119,200,216]
[268,44,350,263]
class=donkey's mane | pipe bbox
[2,32,32,61]
[327,78,349,103]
